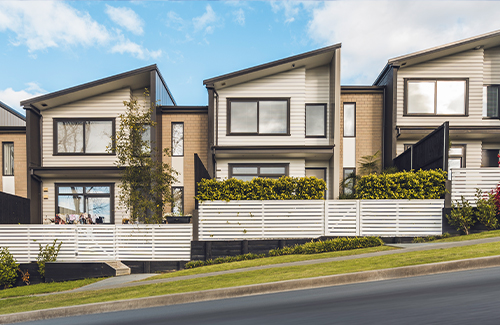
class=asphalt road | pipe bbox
[14,266,500,325]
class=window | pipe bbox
[483,86,500,118]
[229,164,288,181]
[55,119,114,154]
[448,145,466,179]
[56,184,113,224]
[2,142,14,176]
[406,79,467,115]
[305,104,326,137]
[172,187,184,215]
[343,168,356,195]
[343,103,356,137]
[228,98,289,135]
[306,168,326,198]
[171,122,184,156]
[482,149,499,167]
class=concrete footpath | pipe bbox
[2,236,500,324]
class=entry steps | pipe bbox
[105,261,131,276]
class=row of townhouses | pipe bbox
[1,30,500,224]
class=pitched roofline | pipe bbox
[373,63,393,86]
[20,64,168,106]
[0,101,26,121]
[203,43,341,85]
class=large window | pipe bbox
[305,104,326,137]
[228,98,289,135]
[56,184,113,224]
[2,142,14,176]
[229,164,288,181]
[54,119,114,155]
[406,79,467,115]
[483,86,500,118]
[171,122,184,156]
[482,149,499,167]
[343,103,356,137]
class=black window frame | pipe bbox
[448,144,466,169]
[171,122,184,157]
[53,118,116,156]
[227,98,291,136]
[483,85,500,119]
[342,168,356,196]
[229,163,289,180]
[2,142,14,176]
[343,102,356,137]
[305,103,327,138]
[171,186,184,215]
[55,183,115,224]
[404,78,469,116]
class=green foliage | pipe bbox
[0,247,19,289]
[447,196,476,235]
[355,169,447,199]
[37,240,62,278]
[268,237,384,256]
[359,151,381,176]
[475,189,499,230]
[412,233,450,243]
[195,176,326,201]
[339,171,358,199]
[184,253,265,269]
[111,90,177,223]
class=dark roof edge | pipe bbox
[203,43,342,85]
[21,64,158,107]
[0,101,26,120]
[213,145,335,150]
[341,85,385,93]
[0,126,26,132]
[373,64,393,86]
[161,105,208,114]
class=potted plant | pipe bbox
[164,213,192,224]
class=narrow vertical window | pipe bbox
[305,104,326,137]
[483,86,499,118]
[172,122,184,157]
[342,168,356,195]
[172,187,184,215]
[2,142,14,176]
[343,103,356,137]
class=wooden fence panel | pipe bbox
[451,168,500,204]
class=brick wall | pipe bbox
[0,132,27,197]
[162,113,208,215]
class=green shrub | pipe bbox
[37,239,62,278]
[447,196,476,235]
[195,176,326,201]
[268,237,384,256]
[0,247,19,289]
[355,169,447,200]
[475,189,499,230]
[184,253,265,269]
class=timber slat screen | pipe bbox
[198,200,444,240]
[451,168,500,204]
[0,224,192,263]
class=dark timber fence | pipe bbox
[0,191,30,224]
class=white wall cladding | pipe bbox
[397,49,492,127]
[215,158,305,180]
[41,88,131,167]
[0,224,192,262]
[198,200,444,239]
[451,168,500,204]
[484,46,500,85]
[305,65,330,145]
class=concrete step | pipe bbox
[105,261,131,276]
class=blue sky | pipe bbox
[2,1,500,114]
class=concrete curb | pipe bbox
[3,254,500,324]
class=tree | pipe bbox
[111,90,177,223]
[358,150,381,176]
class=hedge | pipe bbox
[355,169,447,200]
[195,176,326,201]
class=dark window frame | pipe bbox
[228,163,289,179]
[55,183,115,224]
[227,98,291,136]
[449,144,467,169]
[342,168,356,196]
[171,186,184,214]
[171,122,184,157]
[343,102,356,137]
[53,118,116,156]
[2,142,14,176]
[403,78,469,117]
[483,85,500,119]
[305,103,327,138]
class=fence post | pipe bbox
[323,200,328,236]
[356,200,361,236]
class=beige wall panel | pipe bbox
[305,65,330,145]
[0,132,27,197]
[484,46,500,85]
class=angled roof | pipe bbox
[0,101,25,121]
[0,101,26,127]
[374,29,500,85]
[204,43,341,89]
[21,64,176,111]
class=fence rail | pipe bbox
[0,224,192,263]
[451,168,500,204]
[199,200,443,240]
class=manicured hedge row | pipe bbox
[195,176,326,201]
[356,169,447,200]
[184,236,384,269]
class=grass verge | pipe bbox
[432,230,500,242]
[0,278,104,299]
[1,242,500,315]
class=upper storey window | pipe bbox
[305,104,327,137]
[55,119,114,155]
[483,86,499,118]
[405,79,467,115]
[227,98,289,135]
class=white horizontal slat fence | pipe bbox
[451,168,500,204]
[0,224,192,263]
[199,200,444,240]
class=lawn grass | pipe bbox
[0,278,104,299]
[2,241,500,315]
[433,229,500,242]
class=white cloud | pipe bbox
[270,1,318,24]
[111,33,162,60]
[193,5,219,34]
[233,8,245,26]
[105,5,144,35]
[0,83,46,112]
[166,11,187,31]
[307,1,500,85]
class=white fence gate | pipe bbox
[199,200,443,240]
[451,168,500,204]
[0,224,192,263]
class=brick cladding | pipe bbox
[0,132,27,197]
